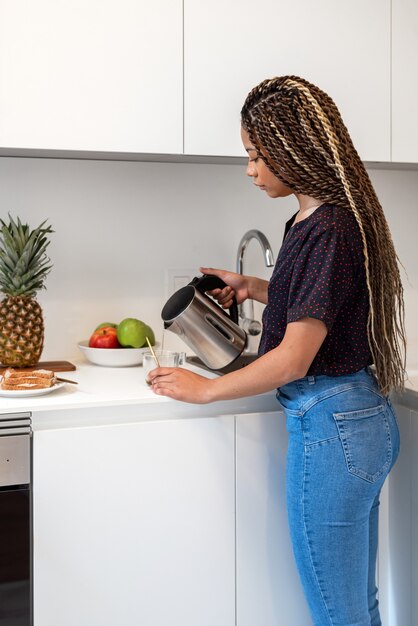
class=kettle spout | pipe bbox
[163,320,184,337]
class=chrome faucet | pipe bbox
[236,229,274,338]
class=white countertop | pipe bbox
[0,359,279,430]
[0,360,177,412]
[1,359,417,430]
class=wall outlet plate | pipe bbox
[165,268,197,299]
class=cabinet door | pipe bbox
[392,0,418,162]
[412,410,418,625]
[378,403,413,626]
[0,1,182,154]
[235,412,311,626]
[33,416,235,626]
[185,0,390,162]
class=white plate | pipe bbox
[0,380,66,398]
[78,341,159,367]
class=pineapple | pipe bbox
[0,215,53,367]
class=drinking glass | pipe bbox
[143,350,186,385]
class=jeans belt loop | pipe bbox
[308,375,315,385]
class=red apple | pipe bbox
[95,322,117,331]
[89,326,121,349]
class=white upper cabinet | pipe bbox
[0,0,183,154]
[184,0,391,162]
[392,0,418,163]
[4,1,416,163]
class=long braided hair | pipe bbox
[241,75,406,394]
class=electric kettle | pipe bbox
[161,274,247,370]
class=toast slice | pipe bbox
[1,367,56,390]
[3,368,54,380]
[0,381,53,391]
[2,377,56,389]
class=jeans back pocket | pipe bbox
[333,404,392,483]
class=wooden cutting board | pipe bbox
[0,360,76,374]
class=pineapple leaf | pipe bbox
[26,229,53,265]
[31,233,51,254]
[25,259,52,281]
[16,257,52,291]
[11,274,23,290]
[9,217,26,254]
[13,241,35,276]
[19,278,45,294]
[0,227,20,264]
[0,252,16,272]
[0,215,54,297]
[28,245,51,273]
[0,265,13,282]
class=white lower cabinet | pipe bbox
[235,411,311,626]
[34,404,414,626]
[412,410,418,625]
[33,416,235,626]
[378,402,417,626]
[235,406,418,626]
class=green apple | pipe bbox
[117,318,148,348]
[144,324,156,346]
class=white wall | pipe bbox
[0,156,417,369]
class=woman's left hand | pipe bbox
[147,367,215,404]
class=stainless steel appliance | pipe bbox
[0,413,32,626]
[161,274,247,370]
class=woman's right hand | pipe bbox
[199,267,250,308]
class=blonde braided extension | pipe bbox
[241,76,406,394]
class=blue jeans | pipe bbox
[278,368,400,626]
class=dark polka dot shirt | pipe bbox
[258,203,373,376]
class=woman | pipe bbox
[148,76,405,626]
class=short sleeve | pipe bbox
[287,224,360,331]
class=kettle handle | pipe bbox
[190,274,239,324]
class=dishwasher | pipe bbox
[0,412,32,626]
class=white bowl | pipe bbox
[78,340,159,367]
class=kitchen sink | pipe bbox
[186,352,259,375]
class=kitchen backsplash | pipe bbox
[0,157,417,368]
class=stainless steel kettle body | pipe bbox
[161,275,247,370]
